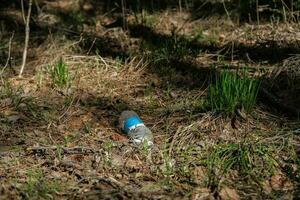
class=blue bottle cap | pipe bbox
[123,116,144,133]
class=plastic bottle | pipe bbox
[119,110,154,146]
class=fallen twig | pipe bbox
[28,145,102,155]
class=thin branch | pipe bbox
[121,0,127,30]
[0,32,14,76]
[179,0,182,13]
[20,0,26,24]
[222,0,233,25]
[19,0,33,77]
[28,145,101,155]
[34,0,41,14]
[256,0,260,25]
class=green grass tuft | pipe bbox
[206,141,277,187]
[208,69,260,116]
[22,170,60,199]
[49,58,70,88]
[140,33,196,67]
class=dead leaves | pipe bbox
[263,171,294,196]
[192,166,207,186]
[270,171,293,191]
[191,188,214,200]
[219,187,240,200]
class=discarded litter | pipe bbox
[119,110,154,147]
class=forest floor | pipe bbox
[0,8,300,199]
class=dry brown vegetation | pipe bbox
[0,0,300,199]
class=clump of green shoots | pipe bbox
[208,68,260,116]
[206,141,277,188]
[0,80,23,106]
[22,170,59,199]
[49,58,70,88]
[140,33,195,67]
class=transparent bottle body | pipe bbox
[119,111,154,146]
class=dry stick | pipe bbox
[231,41,234,63]
[222,0,233,25]
[179,0,182,13]
[291,0,295,21]
[280,0,290,22]
[256,0,260,25]
[0,32,14,76]
[185,0,189,10]
[87,38,97,55]
[34,0,41,14]
[28,146,101,155]
[121,0,127,30]
[98,54,109,70]
[19,0,33,77]
[20,0,26,24]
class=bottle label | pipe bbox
[123,116,145,133]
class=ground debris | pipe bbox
[27,145,101,155]
[270,171,294,191]
[219,187,240,200]
[191,187,214,200]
